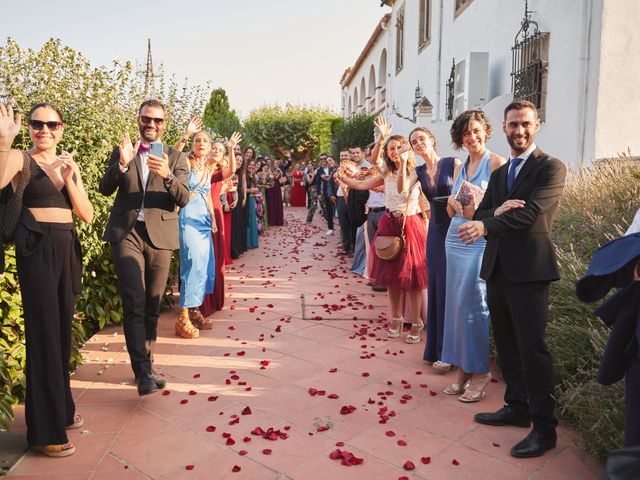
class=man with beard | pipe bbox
[457,100,566,458]
[99,99,189,396]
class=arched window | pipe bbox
[379,49,387,85]
[348,96,353,115]
[359,77,366,111]
[353,87,359,112]
[368,66,376,112]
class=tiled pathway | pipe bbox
[5,207,602,479]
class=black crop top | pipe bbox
[22,155,73,209]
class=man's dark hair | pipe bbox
[138,99,166,114]
[450,109,492,150]
[504,100,537,120]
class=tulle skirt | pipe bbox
[369,212,428,291]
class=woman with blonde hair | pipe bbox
[337,116,427,343]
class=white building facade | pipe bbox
[340,0,640,167]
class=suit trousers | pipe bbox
[486,263,558,434]
[17,223,77,445]
[319,195,334,230]
[112,221,172,378]
[336,196,351,252]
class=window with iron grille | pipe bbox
[454,0,473,17]
[418,0,432,52]
[445,59,455,121]
[395,6,405,73]
[511,32,550,121]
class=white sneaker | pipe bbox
[326,229,335,236]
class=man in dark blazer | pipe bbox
[457,100,567,458]
[99,99,189,396]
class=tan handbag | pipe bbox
[374,184,413,261]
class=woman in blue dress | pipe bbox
[176,131,217,339]
[404,127,460,372]
[244,160,260,249]
[440,110,506,402]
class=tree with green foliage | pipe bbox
[243,104,339,160]
[331,112,375,157]
[202,88,241,138]
[0,37,207,428]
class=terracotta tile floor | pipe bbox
[4,207,603,479]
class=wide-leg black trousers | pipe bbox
[17,222,77,446]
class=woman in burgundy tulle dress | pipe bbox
[199,134,241,317]
[265,167,285,226]
[290,164,306,207]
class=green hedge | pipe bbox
[547,156,640,459]
[0,38,206,426]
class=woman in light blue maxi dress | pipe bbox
[440,109,507,402]
[178,166,215,335]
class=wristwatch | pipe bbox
[164,172,174,185]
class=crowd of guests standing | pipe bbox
[7,96,627,462]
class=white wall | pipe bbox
[341,0,640,167]
[593,0,640,160]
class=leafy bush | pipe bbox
[331,112,375,157]
[547,156,640,459]
[0,38,206,422]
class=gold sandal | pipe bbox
[189,308,213,330]
[65,414,83,430]
[387,316,403,338]
[175,308,199,339]
[443,372,472,395]
[459,372,492,403]
[32,442,76,457]
[405,320,424,344]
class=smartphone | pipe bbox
[149,141,163,158]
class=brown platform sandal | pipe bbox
[175,308,199,338]
[189,308,213,330]
[32,442,76,457]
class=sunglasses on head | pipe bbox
[28,120,63,131]
[139,115,165,126]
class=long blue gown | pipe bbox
[441,150,492,373]
[417,157,456,362]
[179,169,215,308]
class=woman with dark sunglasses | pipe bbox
[0,103,93,457]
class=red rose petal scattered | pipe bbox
[329,449,343,460]
[452,459,460,465]
[403,460,415,471]
[262,449,272,455]
[188,390,197,396]
[241,406,252,415]
[232,465,241,472]
[328,393,339,399]
[421,456,431,464]
[180,399,188,404]
[238,450,248,456]
[161,390,170,396]
[361,372,370,377]
[335,441,345,447]
[340,405,357,415]
[206,425,216,432]
[385,430,396,437]
[308,388,318,396]
[429,390,438,396]
[237,351,246,356]
[185,465,194,470]
[193,373,201,378]
[317,425,329,432]
[397,440,407,446]
[329,368,337,373]
[492,442,500,447]
[399,477,409,480]
[243,436,251,443]
[252,427,265,435]
[208,396,218,401]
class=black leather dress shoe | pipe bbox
[137,373,159,396]
[149,371,167,389]
[474,406,531,428]
[510,429,557,458]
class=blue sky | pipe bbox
[4,0,389,117]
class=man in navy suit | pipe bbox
[458,100,567,458]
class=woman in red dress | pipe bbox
[221,162,239,265]
[290,163,306,207]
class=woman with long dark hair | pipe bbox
[337,116,427,343]
[0,102,93,457]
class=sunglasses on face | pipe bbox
[28,120,63,131]
[139,115,165,126]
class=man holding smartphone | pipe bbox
[99,99,189,396]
